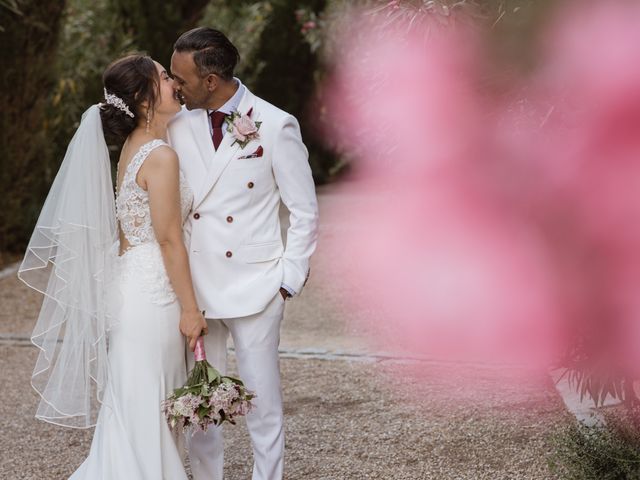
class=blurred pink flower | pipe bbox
[322,0,640,377]
[323,17,562,365]
[532,0,640,375]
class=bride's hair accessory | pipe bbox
[103,88,135,118]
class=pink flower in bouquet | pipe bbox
[208,382,239,411]
[234,399,252,416]
[208,382,255,423]
[163,393,203,428]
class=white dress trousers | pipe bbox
[187,293,286,480]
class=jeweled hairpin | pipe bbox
[103,88,134,118]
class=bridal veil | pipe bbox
[18,104,120,428]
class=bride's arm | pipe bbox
[141,145,208,350]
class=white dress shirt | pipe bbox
[207,78,245,138]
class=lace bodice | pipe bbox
[115,139,193,305]
[116,139,193,247]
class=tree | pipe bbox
[201,0,337,184]
[247,0,336,184]
[111,0,210,68]
[0,0,67,252]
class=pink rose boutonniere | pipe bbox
[226,108,262,148]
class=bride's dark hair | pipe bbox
[100,54,160,143]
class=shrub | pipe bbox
[549,410,640,480]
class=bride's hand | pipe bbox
[180,309,208,351]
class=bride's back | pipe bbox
[115,136,166,255]
[115,133,193,259]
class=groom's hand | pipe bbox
[180,309,208,351]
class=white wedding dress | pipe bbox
[70,139,193,480]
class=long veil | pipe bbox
[18,104,121,428]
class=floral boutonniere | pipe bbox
[225,108,261,149]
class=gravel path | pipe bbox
[0,187,573,479]
[0,343,569,479]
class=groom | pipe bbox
[168,27,319,480]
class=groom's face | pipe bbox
[170,51,211,110]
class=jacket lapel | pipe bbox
[187,109,216,196]
[193,88,258,208]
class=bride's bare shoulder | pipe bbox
[145,144,178,170]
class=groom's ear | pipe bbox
[205,73,219,92]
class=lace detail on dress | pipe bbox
[115,139,194,305]
[118,243,178,305]
[117,139,164,246]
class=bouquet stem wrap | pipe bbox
[194,337,206,362]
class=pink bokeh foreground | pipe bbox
[322,1,640,376]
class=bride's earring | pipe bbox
[145,113,151,134]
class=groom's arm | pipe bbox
[272,115,319,296]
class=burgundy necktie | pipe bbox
[209,111,226,150]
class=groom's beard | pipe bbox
[182,97,205,111]
[182,89,216,111]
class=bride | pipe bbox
[19,54,207,479]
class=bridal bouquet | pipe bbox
[162,337,256,433]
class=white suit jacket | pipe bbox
[167,87,319,318]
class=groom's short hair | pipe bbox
[174,27,240,81]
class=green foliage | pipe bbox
[549,411,640,480]
[0,0,67,252]
[201,0,339,184]
[110,0,210,68]
[48,0,210,169]
[200,1,273,85]
[48,0,133,165]
[0,0,21,31]
[0,0,20,12]
[0,0,212,253]
[559,362,633,409]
